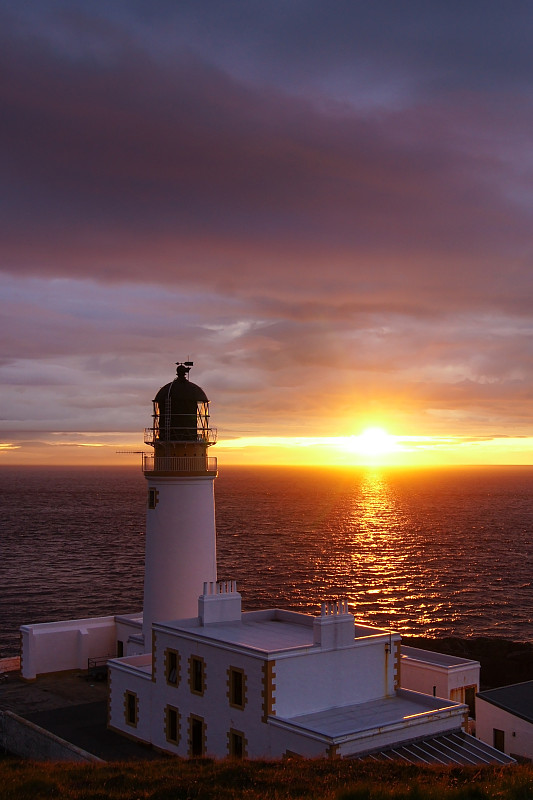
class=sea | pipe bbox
[1,465,532,658]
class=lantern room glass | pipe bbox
[153,399,210,442]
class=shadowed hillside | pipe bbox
[1,757,532,800]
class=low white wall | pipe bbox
[21,616,117,680]
[0,710,104,762]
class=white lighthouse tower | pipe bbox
[141,361,217,648]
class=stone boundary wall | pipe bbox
[0,710,104,763]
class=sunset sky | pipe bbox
[2,1,533,466]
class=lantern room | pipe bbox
[144,362,217,467]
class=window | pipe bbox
[189,715,205,757]
[189,655,205,695]
[166,648,180,686]
[165,705,180,745]
[117,640,124,658]
[148,487,159,509]
[228,728,246,758]
[228,667,246,709]
[125,691,138,727]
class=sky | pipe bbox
[2,0,533,467]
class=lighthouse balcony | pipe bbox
[144,427,217,445]
[142,454,217,476]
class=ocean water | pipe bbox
[1,465,532,657]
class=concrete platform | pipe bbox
[0,669,166,761]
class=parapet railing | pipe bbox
[144,427,217,445]
[142,454,217,474]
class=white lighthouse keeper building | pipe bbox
[141,362,218,648]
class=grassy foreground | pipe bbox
[0,758,533,800]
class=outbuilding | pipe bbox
[476,681,533,761]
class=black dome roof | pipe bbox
[154,377,208,405]
[153,364,208,406]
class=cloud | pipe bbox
[2,2,533,459]
[1,5,533,316]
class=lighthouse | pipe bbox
[141,362,217,647]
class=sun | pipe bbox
[342,427,400,459]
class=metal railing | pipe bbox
[142,454,218,474]
[144,427,217,445]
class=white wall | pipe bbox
[115,614,143,656]
[142,475,217,643]
[401,657,479,701]
[108,655,154,744]
[476,698,533,760]
[21,616,117,680]
[274,637,396,717]
[150,629,267,758]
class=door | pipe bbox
[493,728,505,752]
[191,717,204,757]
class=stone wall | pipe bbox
[0,710,104,762]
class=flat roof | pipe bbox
[279,692,459,738]
[156,609,390,655]
[477,680,533,724]
[158,609,316,653]
[401,645,479,668]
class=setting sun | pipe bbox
[342,427,401,458]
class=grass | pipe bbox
[0,758,532,800]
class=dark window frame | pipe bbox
[228,666,246,709]
[189,655,206,696]
[125,690,138,727]
[165,648,180,687]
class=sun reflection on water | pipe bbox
[216,465,533,640]
[341,469,417,630]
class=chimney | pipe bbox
[198,580,242,625]
[313,599,355,649]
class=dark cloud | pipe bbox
[1,4,533,314]
[2,2,533,456]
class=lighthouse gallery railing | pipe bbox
[144,427,217,445]
[142,454,217,474]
